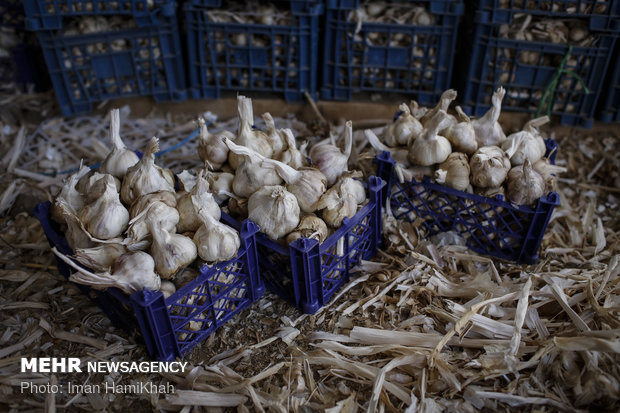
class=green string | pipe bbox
[536,45,590,118]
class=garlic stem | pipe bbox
[262,157,301,184]
[109,108,124,150]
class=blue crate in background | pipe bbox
[320,0,464,105]
[186,0,320,13]
[374,140,560,264]
[461,12,618,128]
[34,201,264,361]
[1,0,26,29]
[598,51,620,122]
[23,0,176,31]
[243,176,385,314]
[33,15,187,117]
[474,0,620,32]
[184,1,321,101]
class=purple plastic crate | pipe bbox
[242,176,385,314]
[34,201,264,361]
[374,140,560,264]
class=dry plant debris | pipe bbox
[0,90,618,412]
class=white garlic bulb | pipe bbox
[364,128,410,166]
[53,248,161,294]
[55,197,94,250]
[225,138,282,198]
[78,174,129,240]
[408,110,452,166]
[434,152,470,191]
[99,108,140,179]
[121,137,175,205]
[51,164,90,223]
[470,145,511,188]
[197,117,233,170]
[126,201,179,250]
[420,89,458,129]
[383,103,423,146]
[285,213,329,244]
[278,128,306,169]
[444,106,478,155]
[229,96,273,169]
[262,112,286,157]
[80,171,122,203]
[192,195,240,263]
[205,171,235,204]
[533,157,566,193]
[334,172,366,205]
[160,280,176,299]
[74,243,126,272]
[261,157,327,213]
[501,116,549,166]
[149,218,197,279]
[310,120,353,186]
[176,170,220,233]
[248,185,300,240]
[129,190,176,219]
[314,186,358,228]
[472,86,506,147]
[177,170,197,192]
[507,159,546,205]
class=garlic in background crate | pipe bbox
[78,174,129,240]
[176,170,220,233]
[501,116,549,166]
[470,145,511,188]
[197,117,233,171]
[53,248,161,294]
[434,152,470,192]
[229,96,273,169]
[99,108,139,179]
[51,164,91,223]
[192,196,240,263]
[285,213,329,244]
[74,243,127,272]
[225,138,282,198]
[278,128,306,169]
[261,157,327,213]
[121,137,175,205]
[444,106,478,155]
[507,159,546,205]
[148,216,197,279]
[383,103,423,146]
[262,112,286,158]
[310,120,353,186]
[248,185,300,240]
[472,86,506,147]
[420,89,458,130]
[408,110,452,166]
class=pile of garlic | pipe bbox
[50,108,241,297]
[366,87,563,206]
[198,95,368,246]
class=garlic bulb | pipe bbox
[408,110,452,166]
[192,195,240,263]
[472,86,506,147]
[419,89,458,129]
[225,138,282,198]
[80,171,121,202]
[99,108,139,179]
[177,170,197,192]
[507,159,546,205]
[121,137,175,205]
[262,112,286,157]
[470,145,511,188]
[533,157,566,193]
[229,96,273,169]
[314,186,358,228]
[364,128,409,166]
[74,243,126,272]
[444,106,478,155]
[127,201,179,250]
[409,99,428,119]
[475,185,505,198]
[149,217,197,279]
[160,280,176,299]
[176,170,220,233]
[278,128,306,169]
[383,103,423,146]
[261,157,327,213]
[205,171,235,204]
[310,120,353,186]
[434,152,470,191]
[285,213,329,244]
[129,190,176,219]
[53,248,161,294]
[334,172,366,205]
[197,117,234,170]
[55,197,94,250]
[501,116,549,166]
[248,185,300,240]
[51,165,90,223]
[78,174,129,240]
[227,196,248,218]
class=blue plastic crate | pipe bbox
[461,14,617,128]
[186,0,320,13]
[183,2,321,101]
[34,201,264,361]
[320,0,464,105]
[1,0,26,29]
[23,0,176,31]
[34,16,187,117]
[598,51,620,122]
[240,176,385,314]
[474,0,620,32]
[374,140,560,264]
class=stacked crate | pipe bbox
[23,0,187,116]
[461,0,620,127]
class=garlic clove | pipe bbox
[99,108,140,179]
[248,185,300,240]
[74,243,126,272]
[78,174,129,240]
